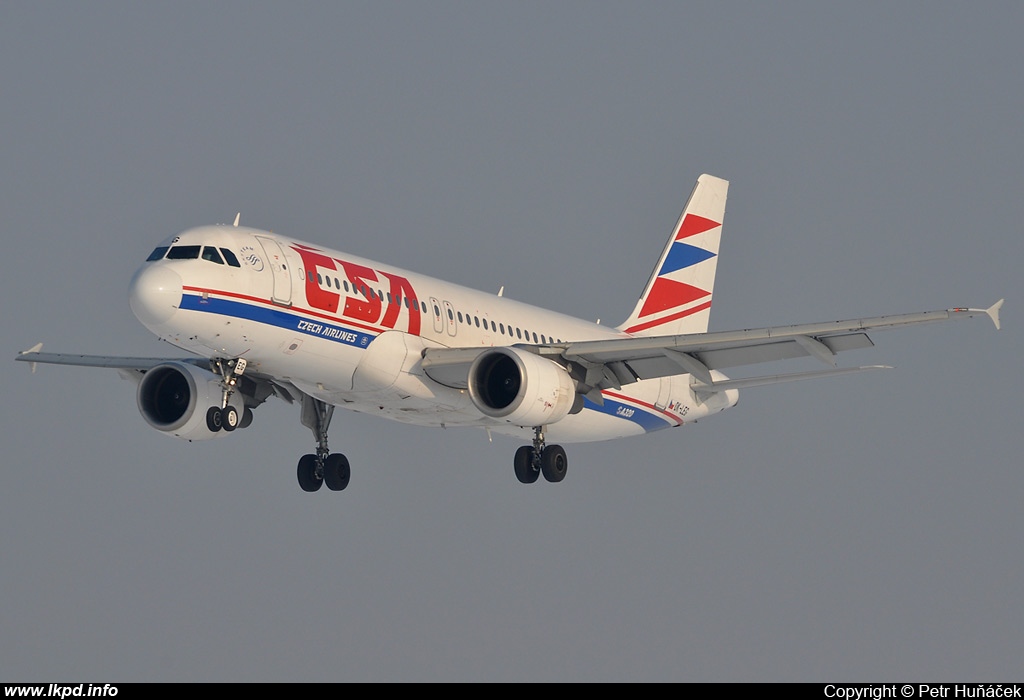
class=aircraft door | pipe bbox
[443,300,457,337]
[429,297,444,334]
[255,235,292,307]
[654,376,673,410]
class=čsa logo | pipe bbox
[292,244,421,335]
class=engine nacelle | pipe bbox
[136,362,243,441]
[468,347,576,427]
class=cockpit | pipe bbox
[146,244,242,267]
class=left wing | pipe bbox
[422,300,1004,399]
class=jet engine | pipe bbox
[467,347,576,427]
[136,362,243,441]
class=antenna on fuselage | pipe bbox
[233,213,240,227]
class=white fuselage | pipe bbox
[129,225,737,443]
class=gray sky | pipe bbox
[2,2,1021,682]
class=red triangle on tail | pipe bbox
[675,214,720,241]
[638,278,709,317]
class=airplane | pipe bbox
[16,174,1003,491]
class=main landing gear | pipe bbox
[514,426,567,484]
[296,395,350,493]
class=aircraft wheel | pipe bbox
[324,453,351,491]
[221,405,239,432]
[297,454,323,492]
[541,445,567,483]
[514,446,539,484]
[206,406,223,432]
[239,407,254,429]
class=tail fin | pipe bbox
[617,174,728,336]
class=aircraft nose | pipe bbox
[129,264,182,326]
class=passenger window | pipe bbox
[457,311,463,323]
[474,317,480,327]
[220,248,241,267]
[516,328,522,339]
[532,332,538,343]
[166,245,201,260]
[421,301,428,313]
[499,323,505,334]
[146,246,169,262]
[447,309,454,321]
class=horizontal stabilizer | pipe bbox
[691,365,892,400]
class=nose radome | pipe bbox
[129,265,182,326]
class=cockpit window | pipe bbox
[202,246,225,264]
[146,246,169,262]
[220,248,241,267]
[166,245,201,260]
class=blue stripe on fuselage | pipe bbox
[582,395,674,433]
[179,293,376,348]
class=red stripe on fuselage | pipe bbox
[182,285,393,337]
[602,390,684,427]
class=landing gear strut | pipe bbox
[297,395,350,492]
[514,426,567,484]
[206,358,253,433]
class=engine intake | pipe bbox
[468,347,575,426]
[137,362,242,441]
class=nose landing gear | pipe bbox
[205,358,253,433]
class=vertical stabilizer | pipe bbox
[617,174,728,336]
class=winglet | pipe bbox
[19,342,43,373]
[951,299,1004,330]
[233,213,241,227]
[985,299,1004,330]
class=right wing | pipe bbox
[15,346,206,373]
[15,346,302,405]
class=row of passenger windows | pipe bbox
[311,270,563,344]
[146,245,241,267]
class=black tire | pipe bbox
[221,405,239,432]
[541,444,567,483]
[297,454,322,492]
[206,406,222,432]
[514,445,540,484]
[324,453,351,491]
[239,407,254,429]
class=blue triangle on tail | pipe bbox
[658,242,716,276]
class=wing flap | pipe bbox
[691,365,893,399]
